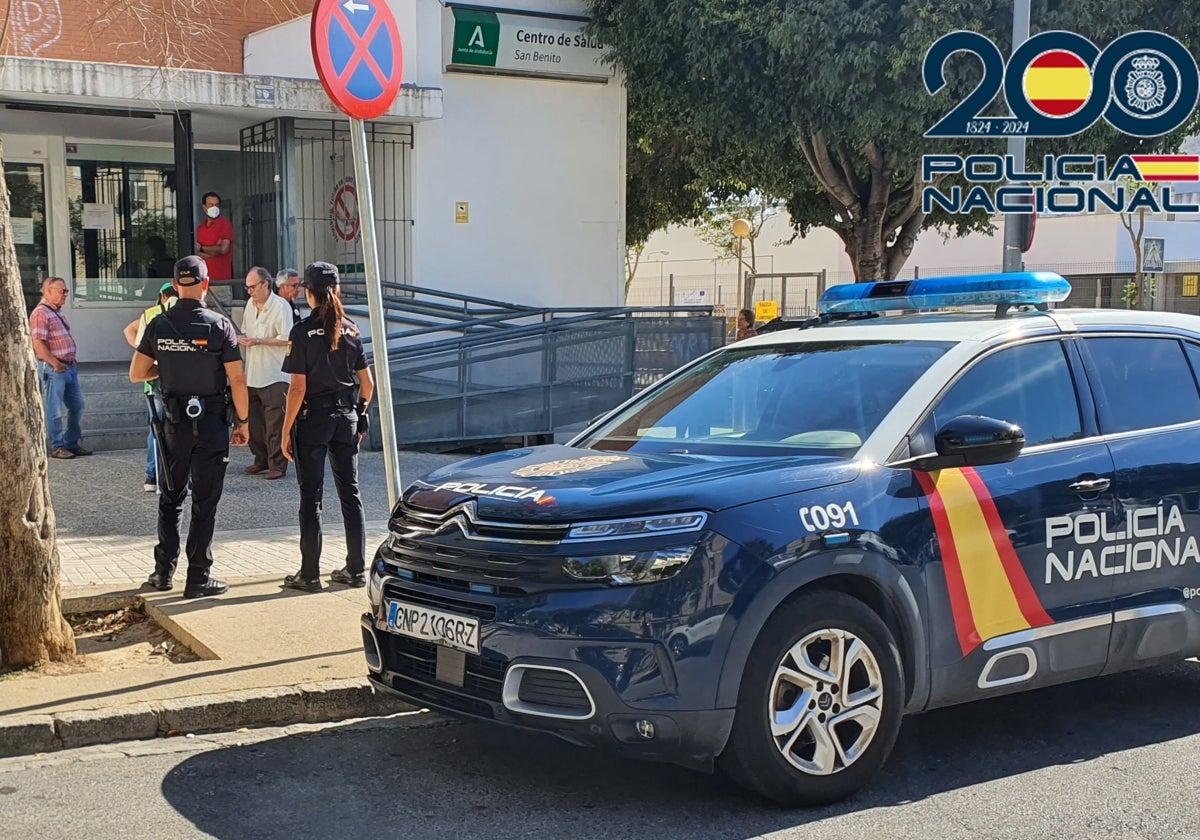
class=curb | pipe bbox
[0,678,414,758]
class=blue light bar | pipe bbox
[818,272,1071,315]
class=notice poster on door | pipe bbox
[82,203,116,230]
[10,218,34,245]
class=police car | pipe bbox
[361,272,1200,805]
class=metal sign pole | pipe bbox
[349,116,402,510]
[1002,0,1031,273]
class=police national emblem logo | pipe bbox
[512,455,629,478]
[1125,54,1168,112]
[1115,51,1180,119]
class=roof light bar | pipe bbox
[818,272,1071,315]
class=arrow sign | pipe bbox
[311,0,404,120]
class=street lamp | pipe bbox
[732,218,752,310]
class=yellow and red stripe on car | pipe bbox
[916,467,1052,656]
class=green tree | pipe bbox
[1116,176,1153,308]
[591,1,1200,281]
[695,193,783,308]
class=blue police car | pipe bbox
[361,272,1200,805]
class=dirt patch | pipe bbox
[0,604,199,681]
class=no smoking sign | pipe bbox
[329,178,360,242]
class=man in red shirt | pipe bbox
[195,191,234,290]
[30,277,91,459]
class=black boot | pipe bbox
[183,578,229,599]
[283,571,323,593]
[330,567,366,588]
[145,571,173,592]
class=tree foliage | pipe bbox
[592,0,1200,280]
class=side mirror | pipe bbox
[899,415,1025,472]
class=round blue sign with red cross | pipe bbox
[311,0,404,120]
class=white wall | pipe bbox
[413,70,624,307]
[246,0,625,308]
[245,0,430,88]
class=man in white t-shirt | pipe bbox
[239,267,294,479]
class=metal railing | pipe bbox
[339,281,725,449]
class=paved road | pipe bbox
[4,662,1200,839]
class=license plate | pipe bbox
[385,600,480,655]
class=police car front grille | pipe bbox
[383,581,498,621]
[395,501,569,545]
[385,634,506,702]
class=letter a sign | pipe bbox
[311,0,404,120]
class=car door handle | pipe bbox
[1068,477,1111,494]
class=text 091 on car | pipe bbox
[360,271,1200,805]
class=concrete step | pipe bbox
[77,429,147,452]
[81,409,148,433]
[81,388,148,412]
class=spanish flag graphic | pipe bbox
[1130,155,1200,182]
[1023,50,1092,117]
[915,468,1052,656]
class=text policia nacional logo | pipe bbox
[921,29,1200,215]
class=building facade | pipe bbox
[1,0,626,361]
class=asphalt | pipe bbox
[0,445,463,757]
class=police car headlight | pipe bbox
[562,545,697,586]
[564,512,707,541]
[367,560,385,606]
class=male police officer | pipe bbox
[130,256,251,598]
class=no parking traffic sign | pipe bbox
[311,0,404,120]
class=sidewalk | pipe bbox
[0,445,462,757]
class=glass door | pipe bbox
[67,160,178,302]
[3,161,49,313]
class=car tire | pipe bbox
[719,589,904,806]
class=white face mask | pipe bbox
[205,206,220,219]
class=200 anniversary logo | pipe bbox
[922,29,1200,215]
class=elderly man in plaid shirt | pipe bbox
[30,277,91,459]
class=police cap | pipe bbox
[174,255,208,285]
[302,261,339,291]
[159,282,178,298]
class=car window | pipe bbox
[1085,337,1200,434]
[580,340,953,458]
[932,341,1082,447]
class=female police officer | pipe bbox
[280,261,375,591]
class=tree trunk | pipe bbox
[0,138,76,668]
[797,134,925,283]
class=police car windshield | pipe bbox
[581,340,953,459]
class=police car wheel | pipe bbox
[720,590,904,806]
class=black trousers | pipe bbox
[294,405,366,579]
[154,412,231,584]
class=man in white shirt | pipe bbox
[239,267,294,480]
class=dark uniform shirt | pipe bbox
[283,314,367,398]
[137,298,241,398]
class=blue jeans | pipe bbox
[40,363,84,452]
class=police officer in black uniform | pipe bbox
[130,256,251,598]
[280,261,375,592]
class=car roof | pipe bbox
[736,307,1200,348]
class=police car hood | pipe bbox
[410,444,860,521]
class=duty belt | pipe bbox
[163,393,227,423]
[304,390,355,409]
